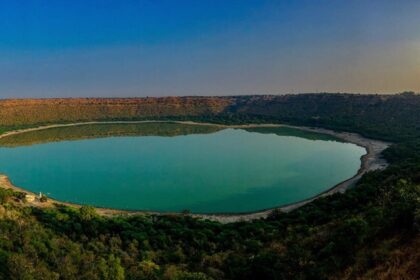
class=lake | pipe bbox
[0,123,366,213]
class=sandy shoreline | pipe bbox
[0,120,390,223]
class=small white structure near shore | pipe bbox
[25,192,44,203]
[25,194,36,202]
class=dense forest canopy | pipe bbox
[0,93,419,279]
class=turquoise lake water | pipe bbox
[0,123,366,213]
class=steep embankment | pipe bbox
[0,97,233,127]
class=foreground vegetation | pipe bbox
[0,93,419,279]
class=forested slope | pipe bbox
[1,93,419,141]
[1,93,419,142]
[223,93,420,141]
[0,97,232,127]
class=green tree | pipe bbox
[79,205,98,221]
[107,254,125,280]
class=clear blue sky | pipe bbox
[0,0,419,98]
